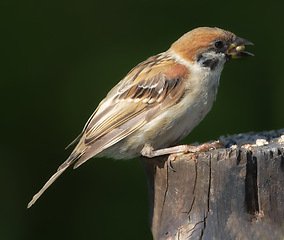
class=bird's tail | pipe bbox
[27,151,83,208]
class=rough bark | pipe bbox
[140,129,284,240]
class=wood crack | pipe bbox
[245,151,259,215]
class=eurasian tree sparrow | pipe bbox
[28,27,253,208]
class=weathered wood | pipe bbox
[140,129,284,240]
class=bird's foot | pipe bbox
[141,141,222,171]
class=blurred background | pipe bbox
[1,0,283,239]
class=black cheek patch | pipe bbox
[202,58,219,70]
[196,53,203,62]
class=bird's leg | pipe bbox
[141,141,222,171]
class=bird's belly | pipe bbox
[102,93,215,159]
[147,97,214,149]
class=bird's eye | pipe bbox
[214,40,224,49]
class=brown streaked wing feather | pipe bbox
[84,64,186,145]
[84,103,146,144]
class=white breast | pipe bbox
[155,61,223,147]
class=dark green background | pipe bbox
[1,0,283,239]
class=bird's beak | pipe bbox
[227,37,254,58]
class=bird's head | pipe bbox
[170,27,253,70]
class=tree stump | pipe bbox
[140,129,284,240]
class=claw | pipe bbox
[167,157,176,171]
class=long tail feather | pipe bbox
[27,152,82,208]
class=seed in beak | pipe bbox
[236,45,245,52]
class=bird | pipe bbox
[27,27,253,208]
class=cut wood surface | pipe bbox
[140,129,284,240]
